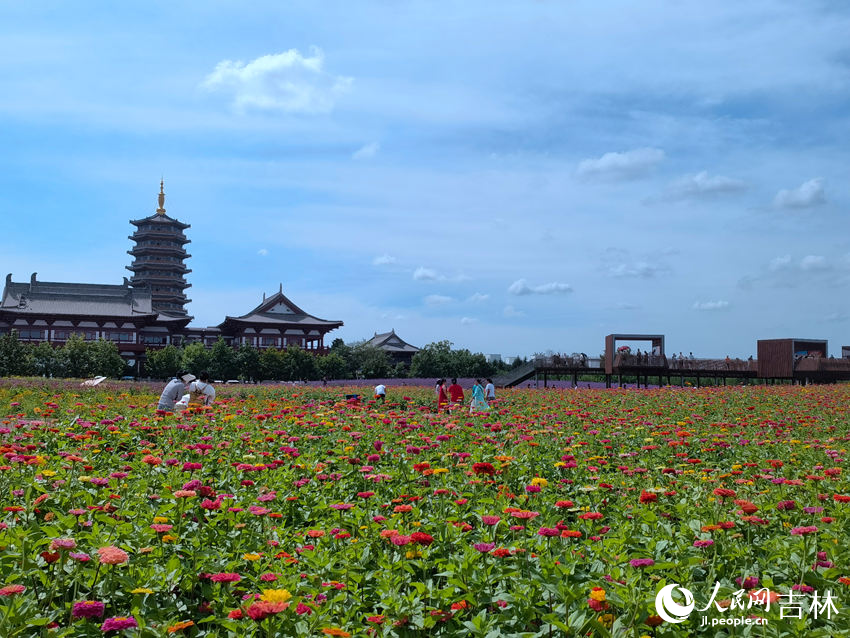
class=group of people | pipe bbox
[157,371,216,412]
[435,377,495,413]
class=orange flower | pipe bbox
[321,629,351,637]
[167,620,195,633]
[97,546,129,565]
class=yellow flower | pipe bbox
[432,468,449,474]
[161,534,177,543]
[153,516,169,524]
[131,587,154,594]
[405,550,422,559]
[590,589,606,602]
[41,470,57,477]
[530,477,548,487]
[260,589,292,603]
[243,553,262,561]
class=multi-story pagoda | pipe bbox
[126,181,192,316]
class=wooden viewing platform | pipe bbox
[495,334,850,388]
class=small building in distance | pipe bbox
[365,329,420,366]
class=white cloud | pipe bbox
[774,177,826,209]
[654,171,747,201]
[576,147,664,180]
[372,254,397,266]
[607,261,667,279]
[467,293,490,303]
[508,278,572,295]
[768,255,792,271]
[800,255,829,271]
[413,267,439,281]
[503,305,525,318]
[202,47,352,113]
[693,300,730,311]
[460,317,478,325]
[353,142,380,160]
[424,294,452,306]
[257,248,269,256]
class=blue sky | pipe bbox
[2,1,849,358]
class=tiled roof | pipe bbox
[366,330,420,353]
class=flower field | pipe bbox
[1,381,849,637]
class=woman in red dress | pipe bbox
[436,378,448,411]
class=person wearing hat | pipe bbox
[187,371,216,410]
[157,371,195,412]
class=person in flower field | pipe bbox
[374,383,386,403]
[470,379,489,413]
[447,378,465,407]
[157,371,195,412]
[187,371,216,409]
[436,379,448,411]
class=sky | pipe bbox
[1,1,849,359]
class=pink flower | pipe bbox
[72,600,105,618]
[693,540,714,548]
[481,515,501,526]
[790,526,818,536]
[97,546,129,565]
[210,572,242,583]
[629,559,655,568]
[101,616,138,631]
[473,542,495,553]
[0,584,26,596]
[537,527,560,537]
[50,538,77,551]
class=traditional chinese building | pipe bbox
[0,182,343,368]
[365,329,420,366]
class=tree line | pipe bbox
[0,332,127,378]
[0,331,528,381]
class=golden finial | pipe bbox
[156,179,166,215]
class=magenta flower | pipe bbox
[330,503,355,511]
[481,515,501,526]
[790,526,818,535]
[693,540,714,548]
[629,559,655,568]
[473,543,495,553]
[537,527,560,537]
[72,600,105,618]
[101,616,138,631]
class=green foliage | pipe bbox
[181,342,210,375]
[317,352,348,380]
[0,331,29,376]
[410,340,496,378]
[26,341,58,377]
[62,333,94,378]
[208,337,237,381]
[90,339,126,378]
[234,344,261,382]
[351,343,391,379]
[144,344,182,380]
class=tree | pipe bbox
[235,344,261,382]
[208,338,236,381]
[259,348,284,381]
[144,344,182,379]
[27,341,60,377]
[62,334,94,378]
[317,352,348,380]
[351,343,391,379]
[410,340,454,378]
[90,339,126,378]
[280,346,319,381]
[181,342,210,376]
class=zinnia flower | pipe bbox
[101,616,138,632]
[97,546,129,565]
[629,558,655,568]
[0,584,26,596]
[72,600,105,618]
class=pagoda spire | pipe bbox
[156,179,166,215]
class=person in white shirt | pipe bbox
[157,372,195,412]
[484,378,496,400]
[188,371,216,408]
[374,383,386,403]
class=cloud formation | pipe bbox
[693,300,730,311]
[202,47,352,113]
[508,279,572,295]
[503,305,525,318]
[800,255,829,271]
[607,261,668,279]
[652,171,747,201]
[257,248,268,256]
[774,177,826,209]
[372,254,398,266]
[353,142,380,160]
[467,293,490,303]
[460,317,478,325]
[576,148,664,180]
[413,267,438,281]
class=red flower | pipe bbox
[410,532,434,546]
[639,490,657,504]
[472,462,496,476]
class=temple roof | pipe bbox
[218,289,343,330]
[1,273,191,324]
[366,329,420,353]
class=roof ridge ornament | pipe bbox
[156,179,166,215]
